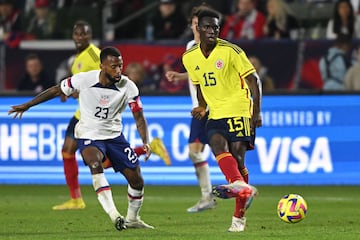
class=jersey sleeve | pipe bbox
[60,73,82,96]
[182,54,200,85]
[233,50,256,79]
[124,79,140,102]
[126,80,142,112]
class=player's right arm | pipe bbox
[8,84,65,119]
[8,75,80,119]
[165,71,189,82]
[191,84,207,120]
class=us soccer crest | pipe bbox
[99,95,110,105]
[215,59,224,70]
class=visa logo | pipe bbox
[256,137,333,173]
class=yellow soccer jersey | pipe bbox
[71,44,101,119]
[182,38,255,120]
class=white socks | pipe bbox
[190,151,212,199]
[92,173,120,222]
[92,174,145,223]
[196,163,212,199]
[126,185,144,221]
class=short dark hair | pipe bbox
[188,4,213,23]
[100,47,121,63]
[197,8,221,24]
[73,20,92,34]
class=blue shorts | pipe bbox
[77,133,139,172]
[65,116,78,139]
[206,117,254,149]
[189,114,208,145]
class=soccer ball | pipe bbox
[277,194,308,223]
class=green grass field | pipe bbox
[1,185,359,240]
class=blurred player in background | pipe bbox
[54,20,170,211]
[166,4,216,213]
[9,46,154,230]
[182,8,261,232]
[52,20,101,210]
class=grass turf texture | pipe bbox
[1,185,359,240]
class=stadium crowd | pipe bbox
[2,0,360,92]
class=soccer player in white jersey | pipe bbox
[8,47,154,231]
[166,5,217,213]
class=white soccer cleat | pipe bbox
[228,216,246,232]
[187,196,217,213]
[125,217,154,229]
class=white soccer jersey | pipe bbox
[60,70,139,140]
[186,40,199,108]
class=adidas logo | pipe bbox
[236,132,244,137]
[195,66,200,71]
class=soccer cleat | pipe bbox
[245,185,259,210]
[187,196,217,213]
[52,198,86,210]
[114,216,126,231]
[228,216,246,232]
[125,218,154,229]
[150,137,171,166]
[212,181,253,199]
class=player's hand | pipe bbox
[8,103,30,119]
[143,143,152,162]
[71,92,79,99]
[165,70,178,82]
[250,112,262,134]
[191,106,206,120]
[60,93,68,102]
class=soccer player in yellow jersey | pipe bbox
[52,20,100,210]
[166,5,216,213]
[182,8,262,232]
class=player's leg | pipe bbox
[187,115,216,212]
[101,138,171,169]
[121,166,153,229]
[227,118,258,232]
[187,142,216,212]
[53,116,84,210]
[240,128,256,184]
[237,129,258,210]
[107,134,154,229]
[228,141,250,232]
[79,140,125,231]
[208,119,253,200]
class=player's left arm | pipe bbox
[8,84,64,119]
[244,73,262,130]
[129,96,151,160]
